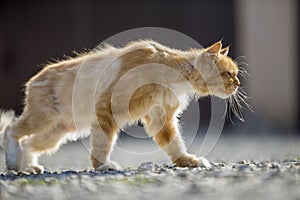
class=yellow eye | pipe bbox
[226,72,232,77]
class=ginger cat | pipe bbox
[0,40,242,173]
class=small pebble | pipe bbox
[241,160,247,164]
[137,162,155,172]
[177,171,189,178]
[85,182,98,192]
[7,185,18,194]
[238,164,251,171]
[271,163,281,170]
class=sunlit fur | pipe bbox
[0,40,247,173]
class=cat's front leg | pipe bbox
[90,120,121,171]
[144,105,210,168]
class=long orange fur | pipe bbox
[1,40,240,173]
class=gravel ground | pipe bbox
[0,135,299,200]
[0,160,299,200]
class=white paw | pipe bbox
[24,164,44,174]
[197,157,211,168]
[96,161,121,172]
[174,154,211,168]
[4,133,23,171]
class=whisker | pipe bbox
[233,96,244,121]
[234,56,247,63]
[237,61,249,67]
[237,66,250,78]
[226,97,235,124]
[226,87,253,123]
[235,56,250,79]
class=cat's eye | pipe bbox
[226,72,232,76]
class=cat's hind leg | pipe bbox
[20,123,72,174]
[4,113,52,172]
[4,127,23,172]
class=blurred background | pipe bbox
[0,0,299,169]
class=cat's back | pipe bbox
[23,40,176,108]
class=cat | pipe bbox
[0,39,242,174]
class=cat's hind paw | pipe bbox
[4,130,23,172]
[95,161,121,172]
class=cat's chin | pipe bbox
[213,88,238,99]
[214,93,232,99]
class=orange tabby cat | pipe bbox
[0,40,241,173]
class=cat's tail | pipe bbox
[0,110,16,150]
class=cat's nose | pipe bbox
[235,79,240,86]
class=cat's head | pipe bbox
[191,41,240,99]
[188,40,250,121]
[205,41,240,99]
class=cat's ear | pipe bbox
[220,46,229,56]
[206,41,222,55]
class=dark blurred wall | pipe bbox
[298,1,300,131]
[0,0,235,115]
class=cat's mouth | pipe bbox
[226,87,239,96]
[224,82,240,96]
[215,86,238,99]
[213,79,240,99]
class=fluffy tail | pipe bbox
[0,110,16,149]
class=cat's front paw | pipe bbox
[24,164,44,174]
[197,157,211,168]
[173,154,211,168]
[95,161,121,172]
